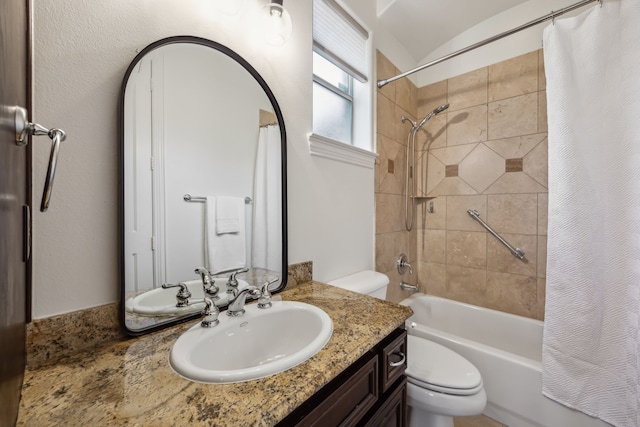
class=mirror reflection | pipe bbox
[120,37,287,334]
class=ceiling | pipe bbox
[377,0,530,62]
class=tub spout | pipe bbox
[400,281,419,292]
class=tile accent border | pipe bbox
[505,158,524,172]
[445,164,459,177]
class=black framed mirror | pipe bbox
[119,36,287,335]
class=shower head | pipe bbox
[416,104,449,130]
[417,103,449,129]
[433,103,449,115]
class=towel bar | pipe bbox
[183,194,252,204]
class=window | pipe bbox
[311,0,376,167]
[313,52,354,145]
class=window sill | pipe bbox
[308,133,377,169]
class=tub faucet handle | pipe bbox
[397,254,413,275]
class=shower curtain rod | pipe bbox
[377,0,601,88]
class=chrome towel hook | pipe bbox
[13,106,67,212]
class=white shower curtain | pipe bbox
[252,125,282,272]
[542,2,640,427]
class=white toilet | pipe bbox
[327,270,389,299]
[328,270,486,427]
[406,335,486,427]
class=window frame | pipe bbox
[310,0,376,168]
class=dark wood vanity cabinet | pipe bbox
[279,327,408,427]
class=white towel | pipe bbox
[542,3,640,427]
[215,196,242,234]
[206,196,246,274]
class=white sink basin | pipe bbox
[125,279,248,316]
[169,300,333,383]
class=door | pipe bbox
[0,0,30,425]
[123,56,157,292]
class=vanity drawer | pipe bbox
[296,354,379,427]
[380,329,407,393]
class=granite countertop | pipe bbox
[17,282,413,426]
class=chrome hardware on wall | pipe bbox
[400,281,418,292]
[13,106,67,212]
[397,253,413,275]
[467,209,526,260]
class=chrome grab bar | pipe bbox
[467,209,525,260]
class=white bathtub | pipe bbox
[401,294,610,427]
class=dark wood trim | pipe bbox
[25,0,33,323]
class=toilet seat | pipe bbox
[406,335,483,396]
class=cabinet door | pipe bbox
[298,355,379,427]
[364,377,407,427]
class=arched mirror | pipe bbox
[119,36,287,335]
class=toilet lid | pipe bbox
[406,335,483,396]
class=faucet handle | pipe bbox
[190,297,219,328]
[257,277,279,309]
[162,283,191,307]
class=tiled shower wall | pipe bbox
[376,50,547,320]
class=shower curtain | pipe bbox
[252,125,282,272]
[542,2,640,427]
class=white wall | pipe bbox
[32,0,376,318]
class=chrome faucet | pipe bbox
[400,281,419,292]
[194,267,220,300]
[397,253,413,275]
[227,267,249,290]
[227,286,260,316]
[162,282,191,307]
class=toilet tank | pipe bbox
[327,270,389,299]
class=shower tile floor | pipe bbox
[454,415,506,427]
